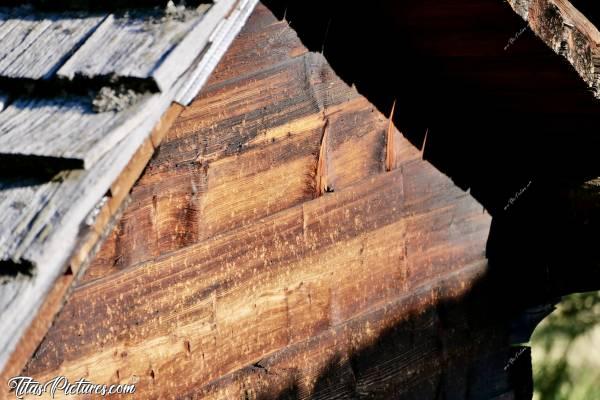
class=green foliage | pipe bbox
[531,291,600,400]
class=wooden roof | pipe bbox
[506,0,600,98]
[0,0,258,377]
[0,2,224,166]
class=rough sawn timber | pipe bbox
[21,5,523,400]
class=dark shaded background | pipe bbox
[261,0,600,290]
[258,1,600,398]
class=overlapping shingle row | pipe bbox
[0,0,258,373]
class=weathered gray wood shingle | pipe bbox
[0,10,105,80]
[0,0,253,262]
[0,0,260,374]
[0,1,246,168]
[0,95,152,168]
[56,5,211,90]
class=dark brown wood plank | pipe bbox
[190,266,528,400]
[80,35,361,281]
[0,0,257,382]
[25,166,490,398]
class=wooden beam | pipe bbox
[506,0,600,97]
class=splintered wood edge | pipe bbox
[506,0,600,97]
[385,100,397,172]
[315,119,330,197]
[0,102,184,385]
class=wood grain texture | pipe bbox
[176,0,261,104]
[22,5,497,399]
[56,10,200,82]
[0,103,184,389]
[0,10,104,80]
[0,1,255,371]
[56,2,230,92]
[0,1,256,267]
[81,50,362,277]
[506,0,600,97]
[0,101,161,377]
[0,0,251,168]
[0,94,162,264]
[26,167,490,398]
[0,273,72,390]
[188,266,528,400]
[203,4,307,87]
[0,94,153,167]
